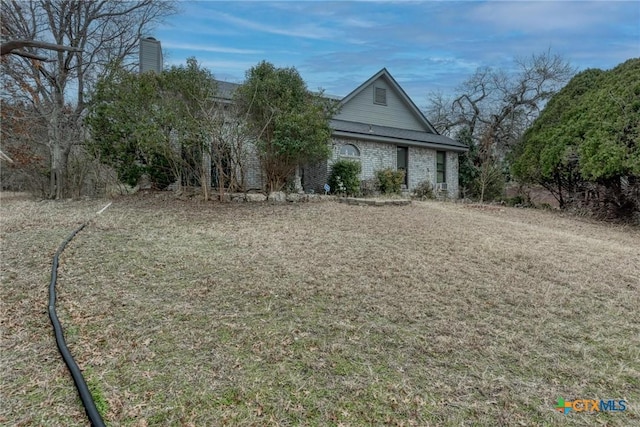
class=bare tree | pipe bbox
[1,0,175,198]
[425,50,574,201]
[0,99,50,195]
[426,50,574,152]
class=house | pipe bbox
[303,68,466,197]
[216,68,466,197]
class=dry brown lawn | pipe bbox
[1,191,639,426]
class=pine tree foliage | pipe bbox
[512,58,640,219]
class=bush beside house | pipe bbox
[376,168,405,195]
[329,160,361,196]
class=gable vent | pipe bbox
[374,87,387,105]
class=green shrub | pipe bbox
[413,180,434,200]
[329,160,361,196]
[376,168,405,194]
[145,153,176,189]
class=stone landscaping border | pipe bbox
[220,192,336,203]
[337,197,411,206]
[220,192,410,205]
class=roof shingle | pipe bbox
[330,119,467,152]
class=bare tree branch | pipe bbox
[424,50,575,154]
[0,39,82,56]
[1,0,177,198]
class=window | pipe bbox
[397,146,408,187]
[436,151,446,183]
[374,86,387,105]
[340,144,360,158]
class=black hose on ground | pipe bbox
[48,222,107,427]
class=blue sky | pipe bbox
[154,1,640,106]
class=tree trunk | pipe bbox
[48,103,68,199]
[294,164,303,193]
[50,144,68,199]
[202,147,211,201]
[555,170,565,209]
[217,159,225,201]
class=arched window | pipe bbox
[339,144,360,158]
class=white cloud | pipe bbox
[157,1,639,99]
[164,58,255,74]
[157,23,241,39]
[467,1,618,33]
[216,12,337,41]
[162,42,262,55]
[343,17,376,29]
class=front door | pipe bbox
[397,146,408,188]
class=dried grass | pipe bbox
[1,191,639,426]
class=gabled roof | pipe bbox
[338,68,438,134]
[214,71,466,152]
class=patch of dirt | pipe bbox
[506,184,559,208]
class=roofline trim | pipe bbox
[332,130,468,153]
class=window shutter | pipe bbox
[374,87,387,105]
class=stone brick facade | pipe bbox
[444,151,459,198]
[244,143,264,191]
[407,145,435,190]
[207,70,465,197]
[232,141,461,197]
[301,138,460,198]
[338,139,396,182]
[301,159,329,193]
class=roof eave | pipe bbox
[332,130,468,153]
